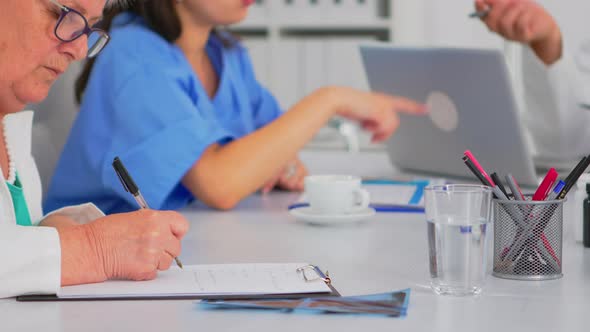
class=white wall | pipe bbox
[393,0,503,49]
[543,0,588,53]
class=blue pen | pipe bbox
[546,180,565,201]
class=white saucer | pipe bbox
[289,206,376,226]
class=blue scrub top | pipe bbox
[44,13,282,214]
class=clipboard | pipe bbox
[17,264,340,302]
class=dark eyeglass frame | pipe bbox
[49,0,110,58]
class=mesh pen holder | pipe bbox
[493,197,564,281]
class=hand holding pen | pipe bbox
[470,0,563,65]
[113,157,185,269]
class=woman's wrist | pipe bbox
[58,224,109,286]
[310,86,341,115]
[313,86,357,117]
[531,24,563,66]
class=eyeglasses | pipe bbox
[49,0,110,58]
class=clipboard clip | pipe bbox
[297,265,331,285]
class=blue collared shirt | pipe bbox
[44,13,282,214]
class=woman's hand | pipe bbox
[261,158,308,194]
[181,86,422,210]
[475,0,562,65]
[325,87,427,143]
[59,210,189,286]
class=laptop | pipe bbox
[360,45,539,186]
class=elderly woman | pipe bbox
[0,0,189,298]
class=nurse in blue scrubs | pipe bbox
[45,0,426,213]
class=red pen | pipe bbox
[532,168,558,201]
[531,168,560,266]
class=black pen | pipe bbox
[462,156,492,186]
[112,157,184,269]
[558,155,590,200]
[564,156,587,185]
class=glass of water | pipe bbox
[424,184,493,296]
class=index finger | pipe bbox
[382,94,427,115]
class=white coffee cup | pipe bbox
[304,175,370,214]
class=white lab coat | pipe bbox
[0,111,104,298]
[520,32,590,161]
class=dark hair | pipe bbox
[75,1,235,104]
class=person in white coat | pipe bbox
[475,0,590,163]
[0,0,189,298]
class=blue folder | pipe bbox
[288,179,428,213]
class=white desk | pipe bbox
[2,151,589,332]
